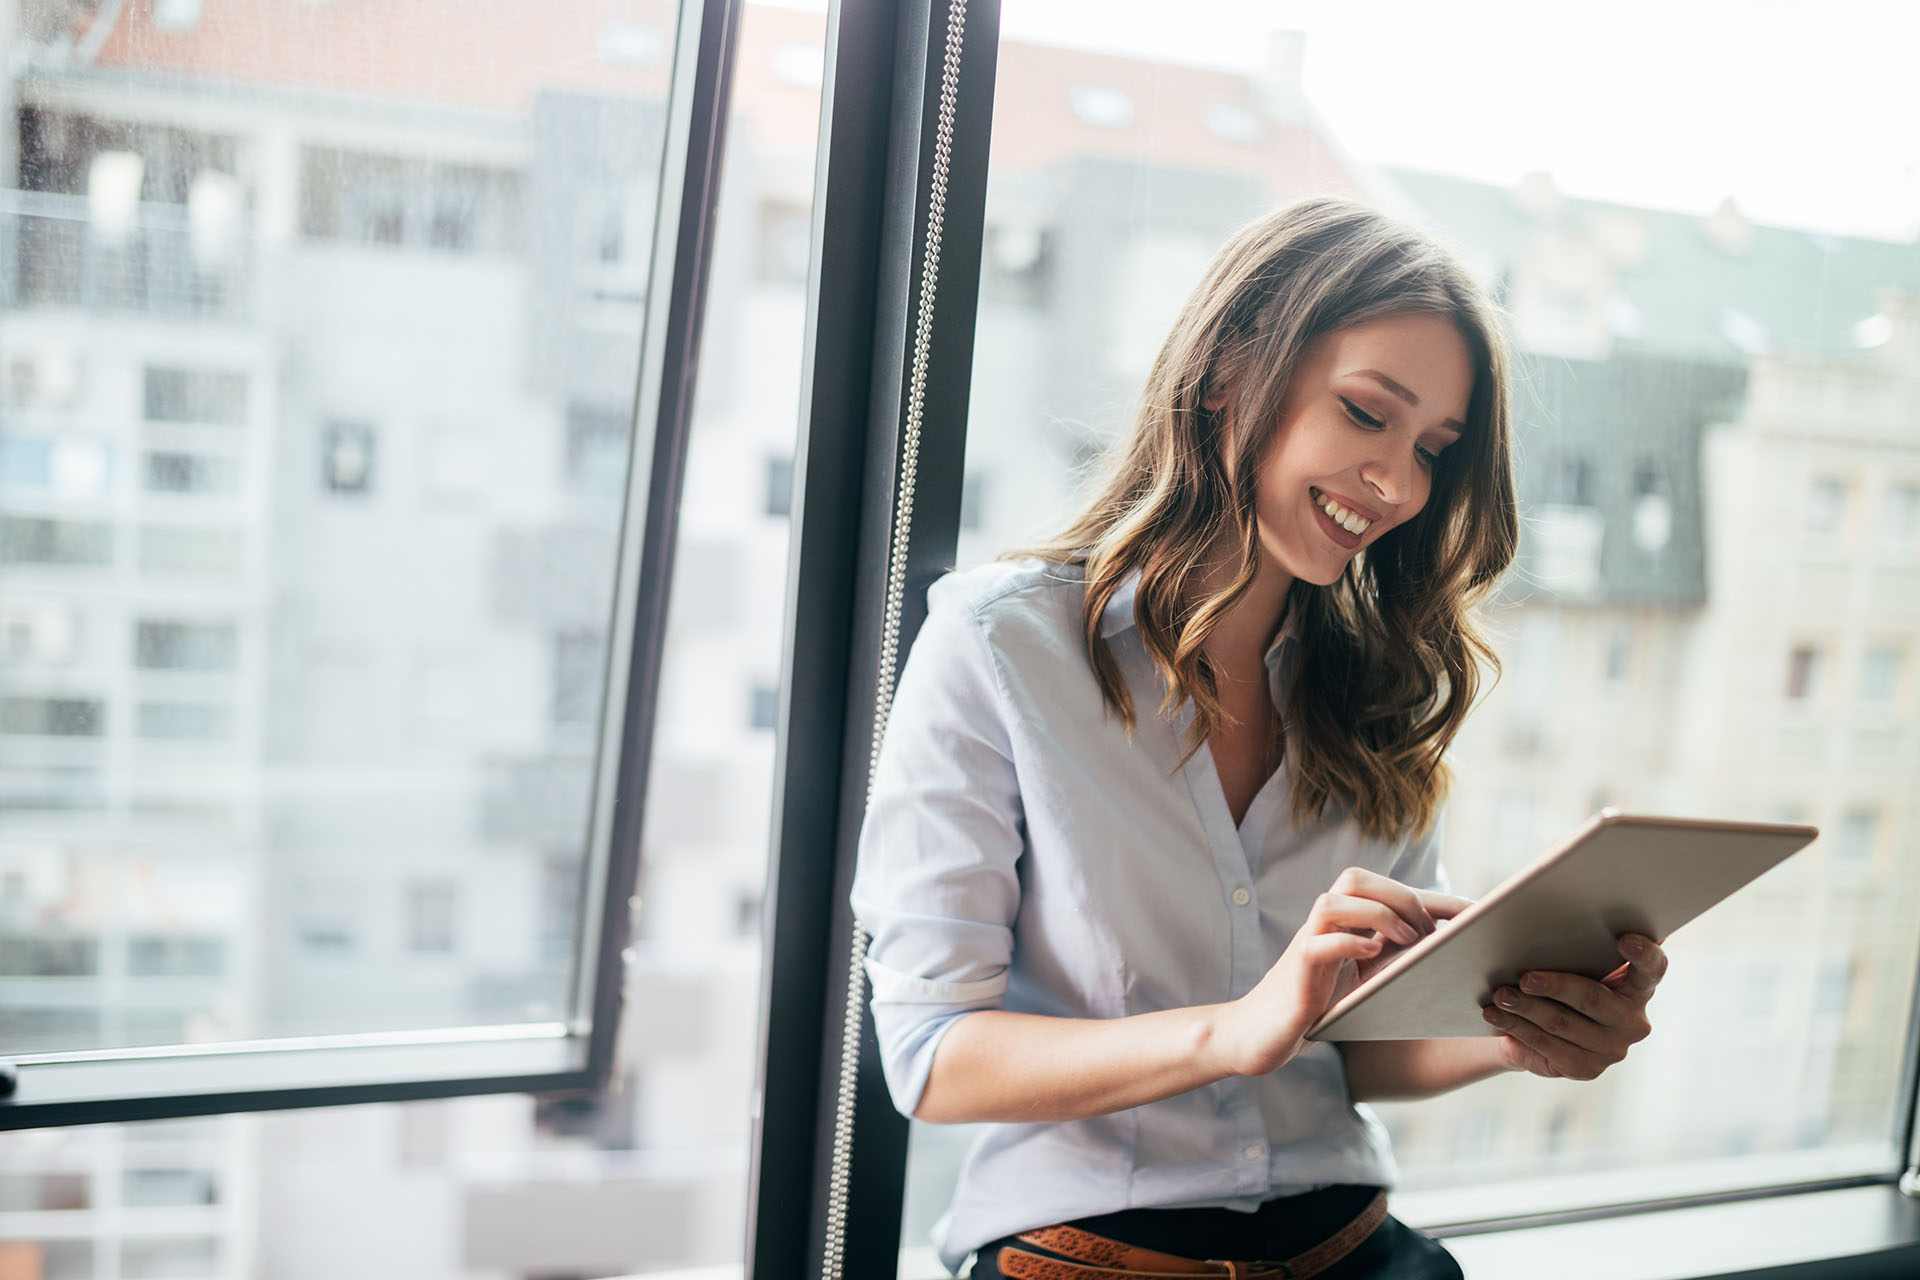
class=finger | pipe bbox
[1482,1005,1611,1080]
[1310,893,1421,946]
[1417,890,1475,921]
[1488,1030,1558,1078]
[1487,988,1619,1056]
[1326,866,1440,936]
[1613,934,1669,997]
[1512,970,1635,1028]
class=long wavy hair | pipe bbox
[1019,197,1518,842]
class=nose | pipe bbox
[1360,442,1422,508]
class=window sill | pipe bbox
[1443,1184,1920,1280]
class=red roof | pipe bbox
[82,0,1360,197]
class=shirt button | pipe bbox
[1243,1144,1264,1161]
[1231,888,1252,907]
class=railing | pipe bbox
[0,189,254,322]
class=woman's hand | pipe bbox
[1210,867,1471,1078]
[1480,934,1668,1080]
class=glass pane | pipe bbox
[905,0,1920,1269]
[1,1,822,1275]
[0,0,682,1057]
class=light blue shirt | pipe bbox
[851,559,1446,1272]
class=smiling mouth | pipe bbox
[1311,487,1373,536]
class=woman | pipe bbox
[852,198,1667,1278]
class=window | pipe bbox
[1806,476,1848,539]
[127,934,225,978]
[1858,645,1901,702]
[137,526,242,575]
[1604,622,1633,683]
[2,4,1915,1279]
[142,451,238,494]
[1786,644,1823,700]
[133,620,237,671]
[553,632,606,727]
[1880,484,1919,559]
[142,367,247,425]
[764,453,794,517]
[0,515,113,566]
[565,403,630,498]
[0,697,105,737]
[320,421,376,494]
[134,701,232,741]
[748,681,779,730]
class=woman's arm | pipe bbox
[1338,1037,1511,1102]
[915,867,1463,1124]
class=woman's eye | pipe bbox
[1339,397,1385,429]
[1415,444,1440,469]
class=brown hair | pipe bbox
[1018,197,1518,841]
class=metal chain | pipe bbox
[821,2,970,1276]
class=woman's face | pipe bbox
[1243,311,1473,587]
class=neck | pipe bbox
[1194,542,1295,677]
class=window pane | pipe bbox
[908,0,1920,1265]
[2,1,816,1276]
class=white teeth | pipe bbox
[1315,491,1370,536]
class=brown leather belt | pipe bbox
[996,1190,1388,1280]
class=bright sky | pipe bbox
[763,0,1920,243]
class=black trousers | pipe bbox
[970,1185,1462,1280]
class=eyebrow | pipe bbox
[1351,369,1466,434]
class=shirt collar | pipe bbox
[1098,568,1306,667]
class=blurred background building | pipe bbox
[0,2,1914,1277]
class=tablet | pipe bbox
[1305,810,1818,1042]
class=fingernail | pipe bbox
[1494,989,1519,1009]
[1521,973,1546,993]
[1622,935,1648,957]
[1482,1007,1501,1023]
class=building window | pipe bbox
[1805,476,1847,538]
[960,471,991,533]
[122,1169,218,1208]
[0,696,105,737]
[748,681,779,730]
[1858,645,1901,702]
[134,620,238,671]
[127,934,225,977]
[138,526,243,576]
[143,366,248,426]
[143,450,238,494]
[295,883,359,954]
[1834,808,1877,879]
[764,454,794,518]
[0,934,99,976]
[135,701,233,741]
[0,515,113,566]
[1784,644,1822,701]
[552,632,605,727]
[566,403,630,498]
[406,881,458,954]
[1881,484,1919,559]
[321,421,376,495]
[1604,622,1633,683]
[0,1173,91,1212]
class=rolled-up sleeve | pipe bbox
[851,577,1026,1117]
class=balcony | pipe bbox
[0,189,253,322]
